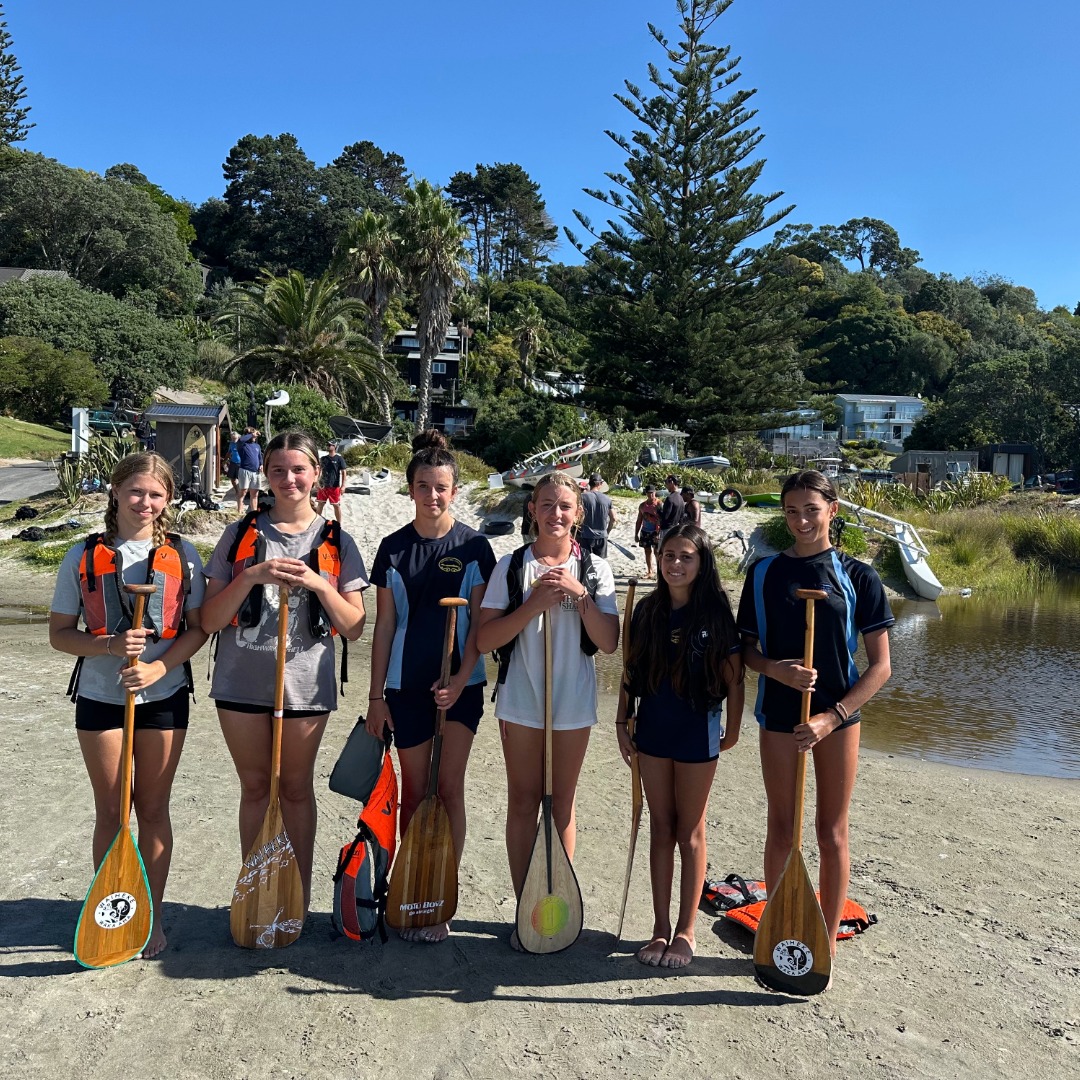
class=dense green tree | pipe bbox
[0,275,194,400]
[222,381,342,444]
[568,0,804,449]
[507,300,546,389]
[106,163,197,247]
[467,389,586,469]
[330,141,409,215]
[398,180,470,431]
[447,163,557,281]
[0,5,32,146]
[217,269,392,414]
[0,150,203,315]
[332,209,404,422]
[0,336,108,422]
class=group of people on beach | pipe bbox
[48,430,892,974]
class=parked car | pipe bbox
[1054,471,1079,494]
[86,408,137,438]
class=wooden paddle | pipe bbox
[614,577,640,944]
[230,587,305,949]
[516,613,584,954]
[74,584,157,969]
[753,587,833,995]
[385,596,467,930]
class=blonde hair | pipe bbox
[105,452,176,547]
[529,471,584,526]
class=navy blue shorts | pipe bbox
[633,705,723,764]
[214,699,328,720]
[384,682,484,750]
[75,688,190,732]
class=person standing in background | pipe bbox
[681,487,701,527]
[578,474,617,558]
[315,441,348,524]
[225,432,243,514]
[236,427,263,515]
[660,475,684,539]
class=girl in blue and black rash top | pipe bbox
[366,430,496,944]
[737,470,893,961]
[617,524,743,969]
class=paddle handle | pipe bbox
[618,579,638,735]
[119,585,156,826]
[270,586,289,806]
[428,598,468,799]
[793,588,827,850]
[543,613,553,797]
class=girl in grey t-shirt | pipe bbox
[49,452,209,960]
[201,431,368,911]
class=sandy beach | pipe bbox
[0,479,1076,1080]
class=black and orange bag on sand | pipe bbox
[702,873,877,941]
[331,744,398,943]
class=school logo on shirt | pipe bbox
[438,557,463,574]
[671,629,682,645]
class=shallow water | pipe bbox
[594,582,1080,781]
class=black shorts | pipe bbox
[227,461,240,480]
[761,712,861,734]
[384,682,484,750]
[75,688,190,732]
[214,699,328,720]
[639,530,659,551]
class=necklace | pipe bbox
[532,543,569,567]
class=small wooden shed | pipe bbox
[141,402,231,495]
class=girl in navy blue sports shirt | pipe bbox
[737,470,893,958]
[366,430,496,943]
[617,524,743,968]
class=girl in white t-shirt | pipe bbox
[476,472,619,948]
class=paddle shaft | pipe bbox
[120,585,156,826]
[427,598,468,800]
[792,588,828,850]
[270,586,289,806]
[543,613,554,891]
[615,577,639,943]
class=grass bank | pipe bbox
[0,417,69,460]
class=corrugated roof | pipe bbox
[142,403,229,423]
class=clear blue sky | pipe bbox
[11,0,1080,310]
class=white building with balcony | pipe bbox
[834,394,925,452]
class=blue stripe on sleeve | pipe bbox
[386,567,409,689]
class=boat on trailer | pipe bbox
[502,436,611,490]
[838,500,943,601]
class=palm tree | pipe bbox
[452,287,483,384]
[216,269,393,412]
[508,299,546,390]
[398,180,470,432]
[333,210,403,424]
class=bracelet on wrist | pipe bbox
[828,705,845,725]
[834,701,850,721]
[105,635,115,656]
[615,720,628,726]
[368,695,384,701]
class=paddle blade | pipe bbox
[230,799,304,949]
[74,827,153,969]
[614,759,643,944]
[516,818,583,954]
[385,795,458,929]
[753,849,832,995]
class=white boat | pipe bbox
[677,454,731,473]
[838,500,943,601]
[502,437,611,490]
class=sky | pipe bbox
[9,0,1080,310]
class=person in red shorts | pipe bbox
[315,441,347,523]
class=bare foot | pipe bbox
[659,934,694,969]
[510,928,525,953]
[415,920,450,944]
[397,927,422,943]
[140,924,167,960]
[636,935,668,966]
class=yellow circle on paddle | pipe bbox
[531,894,569,938]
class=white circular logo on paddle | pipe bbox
[94,892,137,929]
[772,938,813,976]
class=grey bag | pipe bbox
[329,717,391,802]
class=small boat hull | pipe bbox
[677,455,731,473]
[895,524,943,600]
[744,492,782,508]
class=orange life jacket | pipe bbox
[78,533,190,640]
[724,895,876,941]
[226,511,342,637]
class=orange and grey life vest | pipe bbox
[78,532,191,640]
[226,511,343,638]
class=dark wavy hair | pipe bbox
[406,428,458,486]
[627,523,741,704]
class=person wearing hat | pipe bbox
[578,473,617,559]
[315,441,348,523]
[634,484,663,579]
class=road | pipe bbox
[0,461,58,503]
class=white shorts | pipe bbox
[238,468,261,490]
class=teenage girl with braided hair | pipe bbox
[617,523,743,968]
[476,471,620,949]
[366,429,496,944]
[50,452,209,959]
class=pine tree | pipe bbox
[0,4,33,145]
[569,0,806,448]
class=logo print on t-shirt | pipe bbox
[438,557,463,574]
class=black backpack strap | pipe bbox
[83,534,101,594]
[578,549,600,657]
[492,544,528,697]
[67,657,84,703]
